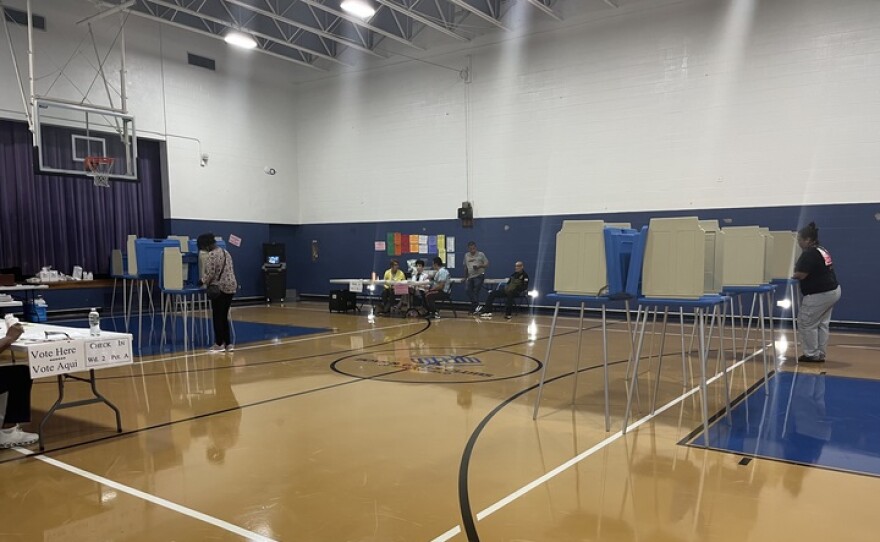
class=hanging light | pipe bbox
[341,0,376,19]
[224,30,257,49]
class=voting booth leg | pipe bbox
[570,303,586,406]
[532,302,561,420]
[622,307,650,435]
[790,282,800,361]
[650,309,670,415]
[38,370,123,451]
[758,293,770,395]
[602,304,611,432]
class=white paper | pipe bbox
[447,253,455,269]
[349,281,363,293]
[83,337,134,369]
[447,237,455,252]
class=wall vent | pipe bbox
[187,53,216,71]
[3,7,46,30]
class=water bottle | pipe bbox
[89,307,101,336]
[35,295,47,306]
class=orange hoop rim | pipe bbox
[84,155,115,172]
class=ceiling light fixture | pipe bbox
[340,0,376,19]
[224,30,257,49]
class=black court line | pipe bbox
[3,318,583,465]
[458,356,632,542]
[33,319,435,384]
[458,351,778,540]
[677,369,777,445]
[0,366,410,466]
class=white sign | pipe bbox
[27,340,85,379]
[349,281,364,293]
[84,337,133,369]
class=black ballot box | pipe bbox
[329,290,358,313]
[262,243,287,303]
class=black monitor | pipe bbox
[267,255,280,265]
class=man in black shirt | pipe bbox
[792,222,841,362]
[475,262,530,320]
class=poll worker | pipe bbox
[0,324,39,448]
[475,261,530,320]
[464,241,490,314]
[792,222,841,363]
[424,257,452,319]
[409,259,429,308]
[379,259,406,314]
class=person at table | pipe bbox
[464,241,489,314]
[379,259,406,314]
[0,324,39,448]
[792,222,841,363]
[475,261,529,320]
[198,233,238,353]
[424,257,452,319]
[409,259,429,308]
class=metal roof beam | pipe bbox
[446,0,508,30]
[210,0,384,57]
[141,0,361,62]
[523,0,561,21]
[374,0,468,41]
[117,6,326,70]
[274,0,423,50]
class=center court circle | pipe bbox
[331,348,542,384]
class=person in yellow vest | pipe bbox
[379,259,406,314]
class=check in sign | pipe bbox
[27,340,85,379]
[84,337,133,369]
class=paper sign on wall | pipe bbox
[228,234,242,247]
[375,241,386,251]
[447,253,455,269]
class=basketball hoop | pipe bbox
[84,156,114,188]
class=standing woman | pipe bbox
[199,233,238,353]
[792,222,841,362]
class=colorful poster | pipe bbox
[437,234,446,252]
[386,233,395,256]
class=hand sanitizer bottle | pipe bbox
[89,308,101,336]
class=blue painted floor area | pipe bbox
[692,371,880,476]
[51,315,329,355]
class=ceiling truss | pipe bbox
[97,0,569,70]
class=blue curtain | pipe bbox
[0,118,164,276]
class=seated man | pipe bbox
[409,259,429,308]
[0,323,39,448]
[424,257,452,319]
[379,259,406,314]
[475,261,530,320]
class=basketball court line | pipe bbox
[13,447,278,541]
[432,346,768,542]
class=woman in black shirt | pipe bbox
[792,222,841,362]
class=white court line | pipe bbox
[430,347,766,542]
[13,448,277,541]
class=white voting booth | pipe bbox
[721,226,774,286]
[642,217,723,299]
[554,220,631,295]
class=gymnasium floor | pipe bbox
[1,301,879,541]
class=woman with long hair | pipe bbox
[198,233,238,353]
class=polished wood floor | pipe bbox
[1,301,879,541]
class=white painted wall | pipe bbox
[0,0,299,224]
[3,0,879,226]
[295,0,880,223]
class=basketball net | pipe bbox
[84,156,114,188]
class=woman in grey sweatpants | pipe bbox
[792,222,841,362]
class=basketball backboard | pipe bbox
[33,99,138,180]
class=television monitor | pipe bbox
[267,256,280,265]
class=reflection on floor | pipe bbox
[51,314,329,355]
[692,371,880,476]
